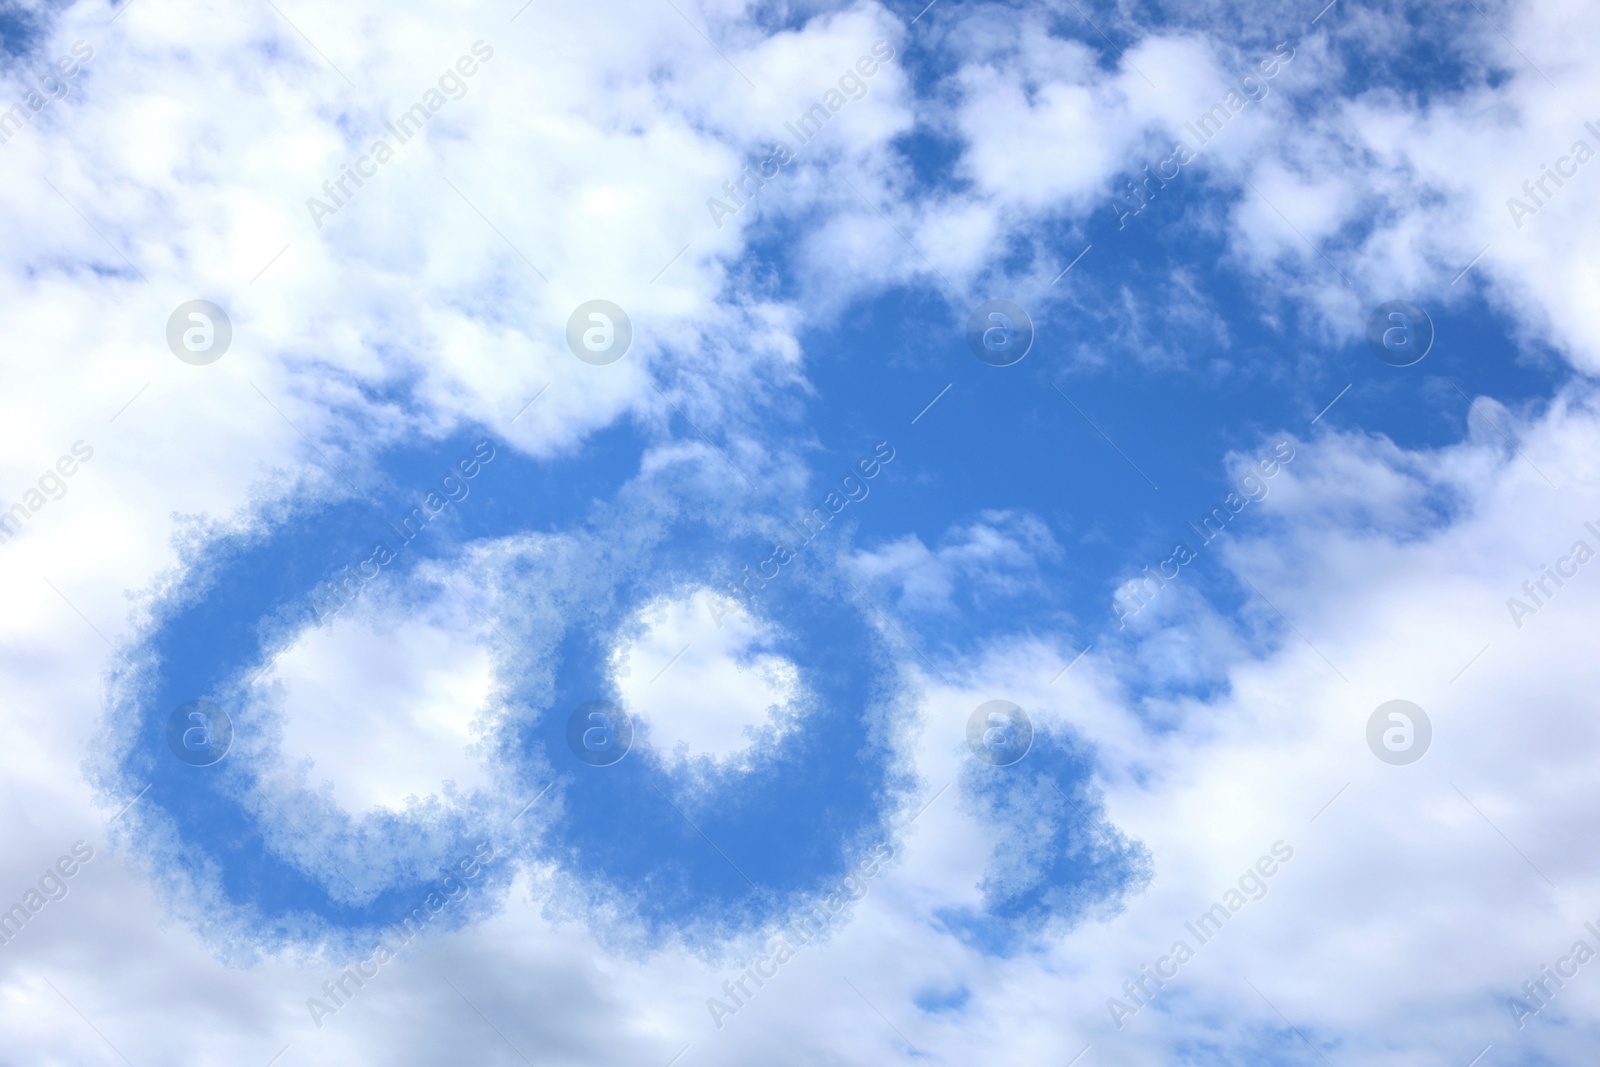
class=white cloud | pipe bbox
[847,509,1060,613]
[251,595,496,813]
[612,589,803,765]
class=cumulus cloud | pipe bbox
[611,589,805,766]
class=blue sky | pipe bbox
[3,0,1600,1063]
